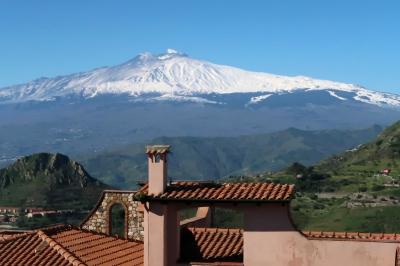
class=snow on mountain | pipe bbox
[248,94,273,104]
[1,49,399,107]
[327,91,347,101]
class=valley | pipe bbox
[80,125,382,188]
[1,121,400,233]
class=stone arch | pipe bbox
[81,190,145,241]
[107,201,129,238]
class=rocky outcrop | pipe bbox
[0,153,110,209]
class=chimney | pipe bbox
[146,145,170,195]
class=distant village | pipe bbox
[0,207,73,223]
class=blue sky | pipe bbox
[0,0,399,93]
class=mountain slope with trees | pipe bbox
[0,153,110,209]
[81,126,382,188]
[316,121,400,176]
[258,121,400,233]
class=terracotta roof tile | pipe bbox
[146,145,170,154]
[0,225,144,266]
[303,231,400,242]
[140,182,294,202]
[0,232,71,266]
[0,231,32,241]
[180,227,243,263]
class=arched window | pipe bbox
[109,203,126,238]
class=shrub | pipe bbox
[292,205,300,211]
[358,186,368,192]
[372,184,385,191]
[287,162,308,175]
[324,186,335,192]
[313,202,325,209]
[310,194,318,200]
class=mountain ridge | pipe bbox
[81,125,383,188]
[1,49,399,107]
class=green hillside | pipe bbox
[0,153,110,210]
[260,121,400,233]
[317,121,400,176]
[81,126,382,188]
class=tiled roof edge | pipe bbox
[37,230,87,266]
[186,262,244,265]
[102,189,138,193]
[188,227,243,234]
[39,224,73,234]
[302,231,400,243]
[0,231,35,243]
[140,182,295,202]
[146,197,292,203]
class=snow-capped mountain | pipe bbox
[1,49,399,107]
[1,49,400,164]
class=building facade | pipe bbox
[79,145,400,266]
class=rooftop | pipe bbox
[140,181,294,202]
[0,225,144,266]
[0,225,245,265]
[180,227,243,264]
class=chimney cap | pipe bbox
[146,145,170,154]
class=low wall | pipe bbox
[81,190,144,241]
[242,204,399,266]
[180,207,213,228]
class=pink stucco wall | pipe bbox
[147,155,167,195]
[144,202,180,266]
[245,230,398,266]
[143,201,399,266]
[243,204,398,266]
[180,207,213,228]
[144,202,167,266]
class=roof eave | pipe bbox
[143,197,292,204]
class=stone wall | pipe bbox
[81,190,144,241]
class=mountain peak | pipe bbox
[166,48,179,54]
[157,49,188,60]
[127,49,188,65]
[0,50,399,107]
